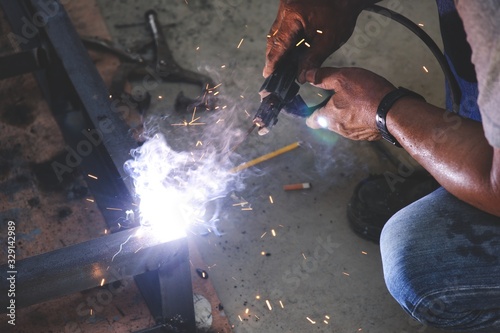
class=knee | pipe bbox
[380,207,496,331]
[380,210,422,319]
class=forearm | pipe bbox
[387,98,500,216]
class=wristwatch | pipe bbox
[376,87,425,147]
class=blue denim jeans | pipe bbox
[380,187,500,332]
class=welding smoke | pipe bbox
[123,103,249,238]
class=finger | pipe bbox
[305,67,342,90]
[297,44,332,83]
[305,108,328,129]
[264,16,303,77]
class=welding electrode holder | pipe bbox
[253,42,332,135]
[253,46,302,135]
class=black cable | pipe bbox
[364,5,461,114]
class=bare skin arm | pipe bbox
[305,67,500,217]
[388,97,500,216]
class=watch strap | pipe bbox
[376,87,425,147]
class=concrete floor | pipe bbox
[95,0,450,332]
[0,0,452,332]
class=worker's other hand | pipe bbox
[305,67,395,141]
[263,0,364,83]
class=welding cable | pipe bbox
[364,5,461,114]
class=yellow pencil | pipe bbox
[230,141,301,173]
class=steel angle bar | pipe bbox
[26,0,139,178]
[0,227,188,312]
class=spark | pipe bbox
[265,300,272,311]
[261,251,266,256]
[111,234,133,262]
[213,91,220,96]
[158,95,163,99]
[272,29,279,36]
[271,229,276,237]
[172,119,205,126]
[232,202,248,206]
[210,83,222,90]
[231,276,237,280]
[171,120,188,126]
[222,105,227,109]
[279,300,284,308]
[305,42,311,48]
[238,315,243,321]
[134,246,143,253]
[343,272,350,276]
[296,38,305,46]
[196,46,200,51]
[106,207,122,211]
[196,141,203,147]
[324,320,329,324]
[241,207,253,211]
[255,315,260,320]
[245,308,249,314]
[418,23,424,27]
[240,95,245,99]
[317,93,323,97]
[316,29,323,34]
[306,317,316,324]
[189,117,201,124]
[100,278,105,287]
[104,229,108,234]
[191,107,197,122]
[361,251,368,255]
[302,253,307,260]
[221,65,226,68]
[237,38,244,49]
[267,34,271,38]
[90,309,93,316]
[244,110,250,117]
[256,295,261,300]
[109,94,112,99]
[216,118,224,124]
[325,315,330,320]
[269,195,274,204]
[86,198,95,203]
[260,232,267,238]
[88,174,98,180]
[423,65,429,73]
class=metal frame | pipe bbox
[0,0,196,331]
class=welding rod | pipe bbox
[230,141,301,173]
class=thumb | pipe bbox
[305,67,341,90]
[306,108,328,129]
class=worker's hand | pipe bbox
[305,67,395,141]
[263,0,365,83]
